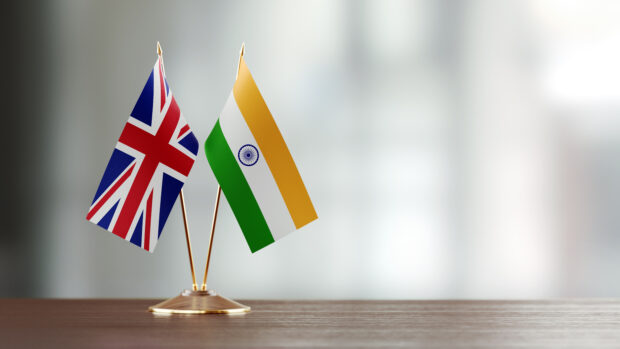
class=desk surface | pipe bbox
[1,299,619,348]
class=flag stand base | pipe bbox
[149,289,251,314]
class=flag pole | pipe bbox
[199,42,245,291]
[200,186,221,290]
[236,42,245,80]
[179,190,198,291]
[157,41,198,291]
[148,42,250,314]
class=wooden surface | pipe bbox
[1,299,620,348]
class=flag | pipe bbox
[204,54,317,253]
[86,56,199,252]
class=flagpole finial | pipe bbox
[157,41,162,57]
[236,42,245,80]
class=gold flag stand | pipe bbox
[149,43,250,315]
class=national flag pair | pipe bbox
[86,46,317,253]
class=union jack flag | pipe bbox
[86,56,199,252]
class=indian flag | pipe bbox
[205,53,317,253]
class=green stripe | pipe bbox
[205,120,275,253]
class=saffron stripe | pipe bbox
[233,57,317,229]
[205,120,275,252]
[219,92,296,240]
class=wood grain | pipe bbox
[1,299,619,348]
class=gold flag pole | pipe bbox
[179,191,198,291]
[236,42,245,80]
[149,42,250,314]
[157,42,198,291]
[199,43,244,291]
[200,186,221,290]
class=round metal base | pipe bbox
[149,289,251,314]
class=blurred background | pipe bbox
[2,0,620,299]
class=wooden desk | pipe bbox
[1,299,619,348]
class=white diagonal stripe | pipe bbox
[219,92,295,240]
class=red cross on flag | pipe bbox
[86,55,199,252]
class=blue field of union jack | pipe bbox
[86,57,199,252]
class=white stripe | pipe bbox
[170,114,198,160]
[88,147,143,227]
[148,170,162,253]
[88,170,133,225]
[128,58,171,134]
[218,92,296,240]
